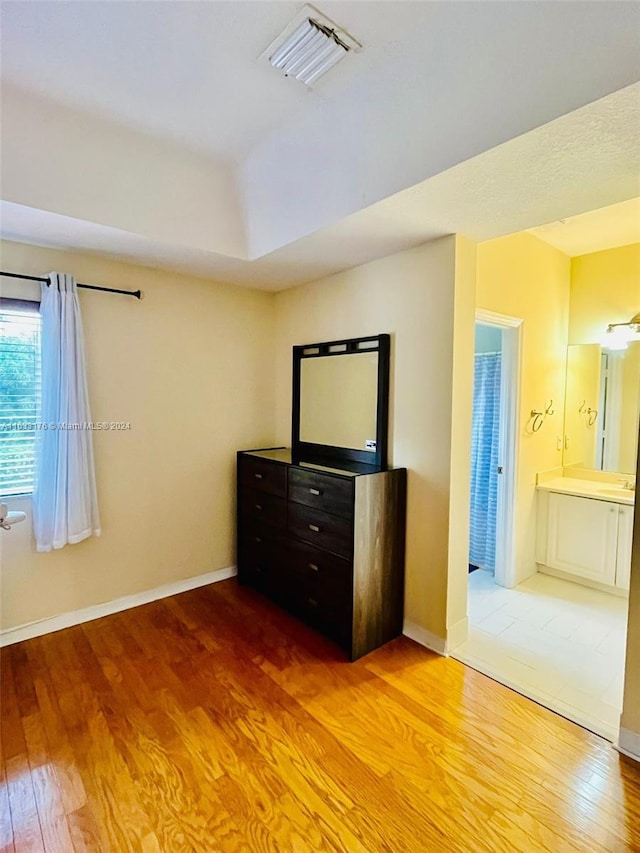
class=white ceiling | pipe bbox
[529,198,640,257]
[0,1,307,163]
[3,82,638,290]
[3,1,639,167]
[1,1,467,164]
[1,2,639,286]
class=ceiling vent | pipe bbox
[264,6,360,86]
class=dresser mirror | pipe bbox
[292,334,390,469]
[563,341,640,474]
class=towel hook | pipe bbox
[530,410,545,433]
[529,400,554,433]
[578,401,598,427]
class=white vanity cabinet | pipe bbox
[537,490,633,593]
[615,505,634,591]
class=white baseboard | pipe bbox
[403,619,447,656]
[402,617,469,656]
[616,727,640,763]
[0,565,237,647]
[538,564,628,598]
[446,616,469,652]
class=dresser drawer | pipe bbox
[238,542,273,590]
[241,487,286,529]
[289,468,353,518]
[239,455,287,498]
[287,538,352,599]
[238,523,285,592]
[289,586,352,648]
[241,521,281,566]
[288,502,353,558]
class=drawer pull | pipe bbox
[255,536,262,543]
[307,597,318,607]
[309,563,319,572]
[255,504,262,511]
[309,524,320,532]
[254,473,263,480]
[309,488,321,496]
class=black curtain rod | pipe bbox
[0,270,142,300]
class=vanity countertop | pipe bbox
[536,477,635,506]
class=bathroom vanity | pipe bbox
[237,334,407,660]
[536,477,633,593]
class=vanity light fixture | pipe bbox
[264,6,360,86]
[602,311,640,351]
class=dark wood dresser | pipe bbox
[237,448,406,660]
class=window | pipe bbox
[0,299,41,496]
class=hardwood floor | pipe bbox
[2,579,639,852]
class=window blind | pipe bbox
[0,301,41,496]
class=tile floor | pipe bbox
[452,569,629,741]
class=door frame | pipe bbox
[598,351,624,471]
[475,309,522,588]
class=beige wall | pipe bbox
[274,235,476,643]
[447,236,477,639]
[0,240,275,631]
[569,243,640,345]
[476,232,571,584]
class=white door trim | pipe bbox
[475,309,522,588]
[475,309,522,330]
[602,352,624,471]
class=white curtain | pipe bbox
[33,273,101,551]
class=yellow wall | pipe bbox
[569,243,640,345]
[476,232,571,583]
[274,236,476,644]
[568,244,640,475]
[0,240,276,631]
[563,343,601,470]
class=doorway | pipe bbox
[470,310,521,588]
[469,323,502,578]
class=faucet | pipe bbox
[618,478,635,490]
[0,503,27,531]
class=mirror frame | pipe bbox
[292,333,390,469]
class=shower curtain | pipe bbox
[469,352,501,573]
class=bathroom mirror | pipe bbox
[563,341,640,474]
[292,334,390,469]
